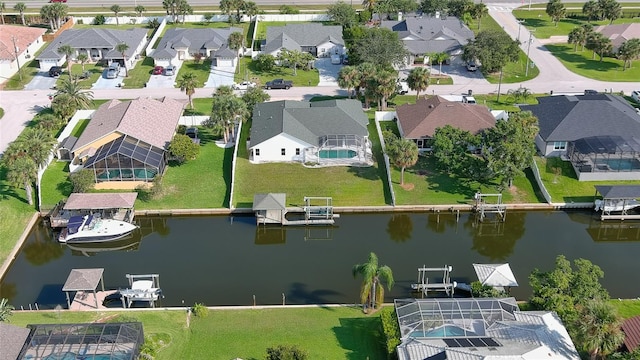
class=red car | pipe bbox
[152,66,164,75]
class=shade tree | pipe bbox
[546,0,566,26]
[327,1,358,28]
[350,27,408,68]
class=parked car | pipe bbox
[462,95,477,104]
[232,81,257,90]
[48,66,63,77]
[108,62,120,71]
[331,54,341,65]
[164,65,176,76]
[152,66,164,75]
[49,0,67,2]
[396,81,409,95]
[106,68,118,79]
[466,61,478,72]
[632,90,640,103]
[264,79,292,90]
[342,55,349,65]
[78,71,91,80]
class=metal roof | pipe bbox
[253,193,287,210]
[64,193,138,210]
[595,185,640,199]
[622,315,640,352]
[62,268,104,291]
[473,263,519,288]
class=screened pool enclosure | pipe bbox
[566,135,640,181]
[304,134,372,165]
[83,135,166,183]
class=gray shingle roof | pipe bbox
[37,28,147,60]
[64,193,138,210]
[72,97,185,152]
[263,23,344,54]
[0,323,31,360]
[519,94,640,142]
[152,27,242,59]
[253,193,287,210]
[381,16,474,55]
[62,268,104,291]
[250,99,368,148]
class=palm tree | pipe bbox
[110,4,122,26]
[76,53,89,71]
[0,298,14,322]
[134,5,146,17]
[568,26,588,52]
[227,31,244,73]
[471,2,488,30]
[337,65,360,98]
[14,2,26,25]
[17,127,57,169]
[406,67,430,100]
[362,0,376,19]
[582,0,600,22]
[618,38,640,71]
[162,0,179,22]
[177,72,199,109]
[389,138,418,185]
[352,252,394,311]
[431,52,450,75]
[373,69,398,110]
[115,43,129,77]
[0,2,6,25]
[357,62,376,108]
[57,44,74,77]
[575,301,625,360]
[35,113,64,131]
[177,0,193,23]
[5,156,37,205]
[586,32,612,62]
[40,5,55,30]
[243,1,259,18]
[50,2,67,29]
[55,77,94,109]
[209,94,248,143]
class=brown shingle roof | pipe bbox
[72,97,185,152]
[0,25,46,61]
[396,96,496,139]
[64,193,138,210]
[622,315,640,351]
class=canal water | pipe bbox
[1,210,640,310]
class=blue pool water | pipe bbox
[319,149,357,159]
[411,325,469,338]
[600,158,640,171]
[43,352,129,360]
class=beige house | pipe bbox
[595,23,640,52]
[0,25,46,83]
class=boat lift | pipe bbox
[411,265,456,297]
[119,274,163,308]
[473,193,506,222]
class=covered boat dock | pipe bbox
[253,193,338,226]
[594,185,640,221]
[49,192,137,228]
[62,268,110,310]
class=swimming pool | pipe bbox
[410,325,470,338]
[318,149,357,159]
[43,351,129,360]
[96,168,157,181]
[599,158,640,171]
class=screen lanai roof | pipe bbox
[573,135,640,155]
[83,135,165,169]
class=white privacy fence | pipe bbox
[375,111,398,206]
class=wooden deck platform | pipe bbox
[69,290,118,311]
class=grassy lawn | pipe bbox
[534,156,640,203]
[2,55,44,90]
[0,167,37,267]
[123,56,156,89]
[55,63,104,89]
[235,56,319,87]
[175,59,213,89]
[512,9,640,39]
[40,161,73,210]
[185,98,213,116]
[545,44,640,82]
[9,306,386,360]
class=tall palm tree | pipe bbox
[432,52,450,75]
[357,62,376,108]
[209,94,248,143]
[618,38,640,71]
[14,2,26,25]
[5,156,37,205]
[373,69,397,110]
[115,43,129,76]
[0,2,6,25]
[568,26,588,52]
[575,301,625,360]
[389,138,418,185]
[110,4,122,26]
[40,5,54,30]
[352,252,394,311]
[582,0,599,22]
[177,0,193,23]
[77,53,89,71]
[57,44,74,77]
[177,72,199,109]
[55,77,94,109]
[472,3,488,30]
[134,5,146,17]
[16,127,57,169]
[243,1,259,18]
[362,0,376,19]
[406,67,430,100]
[337,65,360,98]
[228,31,244,73]
[50,2,67,29]
[0,298,14,322]
[162,0,178,22]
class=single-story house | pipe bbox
[151,27,243,67]
[0,25,46,83]
[249,99,372,165]
[59,97,185,188]
[520,94,640,181]
[260,23,345,58]
[36,28,148,71]
[395,95,496,150]
[380,14,474,65]
[595,23,640,53]
[395,297,580,360]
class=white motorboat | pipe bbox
[58,215,138,244]
[594,199,640,212]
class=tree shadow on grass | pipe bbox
[0,166,28,204]
[222,146,233,208]
[332,317,386,360]
[545,45,620,71]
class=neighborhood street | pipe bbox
[1,3,639,155]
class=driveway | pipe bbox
[204,62,236,88]
[315,57,340,86]
[146,62,182,88]
[24,72,58,90]
[92,68,125,89]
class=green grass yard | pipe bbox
[0,166,37,267]
[55,63,104,89]
[123,56,156,88]
[235,57,320,87]
[545,44,640,82]
[175,59,213,89]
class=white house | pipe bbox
[0,25,46,83]
[36,28,148,71]
[249,99,372,166]
[260,23,345,58]
[151,27,242,67]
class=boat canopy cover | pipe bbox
[67,215,90,235]
[595,185,640,199]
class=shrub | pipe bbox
[380,307,400,359]
[77,19,84,25]
[192,303,209,318]
[279,5,299,14]
[265,344,307,360]
[470,281,507,298]
[93,14,106,25]
[254,53,276,71]
[69,169,95,193]
[147,18,160,29]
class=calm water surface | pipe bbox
[1,210,640,309]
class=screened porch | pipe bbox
[566,135,640,181]
[304,134,373,166]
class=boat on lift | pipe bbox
[594,199,640,213]
[58,215,138,244]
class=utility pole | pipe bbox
[11,35,22,82]
[525,29,536,77]
[516,19,524,43]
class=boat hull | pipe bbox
[63,230,135,244]
[58,216,138,244]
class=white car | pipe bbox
[232,81,256,90]
[632,90,640,103]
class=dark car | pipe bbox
[152,66,164,75]
[584,89,598,95]
[49,0,67,2]
[48,66,63,77]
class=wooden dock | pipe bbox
[69,290,118,311]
